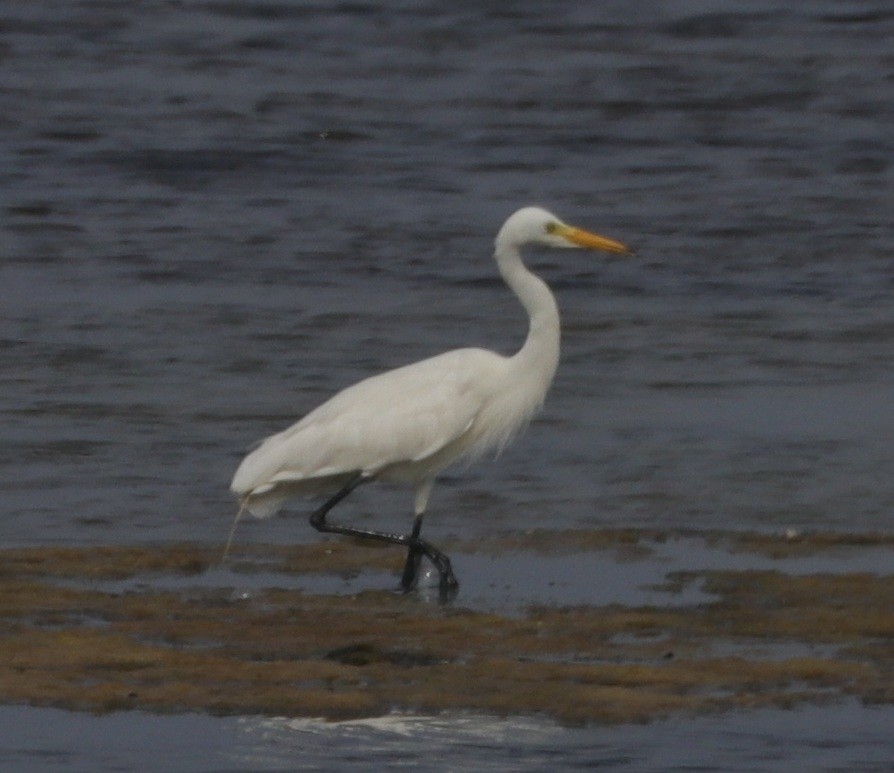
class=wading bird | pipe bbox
[227,206,630,600]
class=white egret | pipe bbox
[228,206,630,599]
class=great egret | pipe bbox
[228,206,630,599]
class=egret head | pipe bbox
[496,206,631,255]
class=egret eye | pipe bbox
[545,222,559,234]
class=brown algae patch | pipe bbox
[0,534,890,724]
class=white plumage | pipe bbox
[228,206,630,595]
[232,348,515,515]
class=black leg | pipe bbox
[400,514,425,591]
[309,476,459,601]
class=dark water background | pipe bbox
[2,0,893,769]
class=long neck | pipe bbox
[494,238,561,400]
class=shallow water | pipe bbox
[3,0,893,548]
[1,0,893,768]
[1,703,892,772]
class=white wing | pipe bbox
[231,347,506,504]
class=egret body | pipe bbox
[228,206,630,599]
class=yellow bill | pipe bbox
[558,224,632,255]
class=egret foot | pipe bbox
[400,537,458,603]
[437,560,459,603]
[309,477,458,601]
